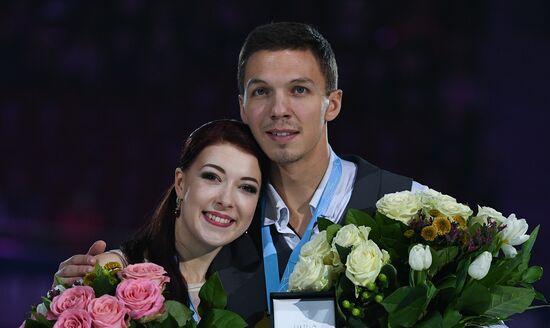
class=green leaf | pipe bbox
[484,285,535,318]
[89,263,118,296]
[534,290,548,302]
[347,317,368,328]
[454,258,471,294]
[416,311,443,328]
[380,264,398,288]
[522,266,543,284]
[23,318,52,328]
[381,284,431,327]
[198,308,247,328]
[317,216,333,231]
[335,244,352,266]
[456,281,491,315]
[164,300,195,327]
[325,223,342,245]
[198,272,227,318]
[344,208,376,227]
[429,246,459,277]
[441,308,462,328]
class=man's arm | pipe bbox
[53,240,106,286]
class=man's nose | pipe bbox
[270,92,291,119]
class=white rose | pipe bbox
[288,256,334,292]
[437,200,473,220]
[358,225,371,241]
[468,251,492,280]
[498,214,529,258]
[408,244,432,271]
[345,240,385,287]
[36,303,48,317]
[471,206,507,225]
[420,188,456,213]
[376,191,422,224]
[332,225,362,248]
[301,230,332,260]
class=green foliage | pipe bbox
[87,263,119,296]
[317,217,333,232]
[198,309,247,328]
[197,272,227,318]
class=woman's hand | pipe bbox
[53,240,106,287]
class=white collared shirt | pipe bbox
[263,149,426,249]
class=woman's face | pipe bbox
[174,143,262,253]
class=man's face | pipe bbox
[239,49,342,165]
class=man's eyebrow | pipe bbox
[289,77,315,85]
[246,78,267,89]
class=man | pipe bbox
[54,22,423,323]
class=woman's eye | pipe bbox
[240,184,258,194]
[201,172,220,181]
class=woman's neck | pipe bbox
[175,241,222,284]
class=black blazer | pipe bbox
[209,155,413,325]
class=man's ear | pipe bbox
[324,89,343,122]
[238,94,248,123]
[174,168,186,199]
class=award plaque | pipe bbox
[270,292,336,328]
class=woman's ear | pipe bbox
[174,168,186,199]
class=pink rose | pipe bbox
[88,295,128,328]
[120,263,170,288]
[53,309,92,328]
[49,286,95,320]
[116,278,165,320]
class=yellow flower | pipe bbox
[104,261,122,273]
[453,215,467,228]
[433,217,452,235]
[82,272,97,286]
[421,225,437,241]
[404,229,415,238]
[428,209,442,217]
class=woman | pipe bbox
[62,119,268,322]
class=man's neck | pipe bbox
[270,148,331,236]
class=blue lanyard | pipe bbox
[261,152,342,312]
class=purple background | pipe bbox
[1,0,549,326]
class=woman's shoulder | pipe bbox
[96,249,129,267]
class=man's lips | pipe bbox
[203,211,234,228]
[265,129,299,142]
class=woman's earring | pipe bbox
[174,197,182,217]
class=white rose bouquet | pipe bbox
[288,188,547,327]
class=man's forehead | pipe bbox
[243,49,325,85]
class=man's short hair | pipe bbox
[237,22,338,95]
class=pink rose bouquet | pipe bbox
[23,262,246,328]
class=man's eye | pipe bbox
[240,184,258,194]
[252,88,267,96]
[293,86,307,94]
[201,172,220,181]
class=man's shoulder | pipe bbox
[340,154,410,181]
[341,154,414,211]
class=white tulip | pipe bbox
[408,244,432,271]
[468,251,493,280]
[499,214,529,258]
